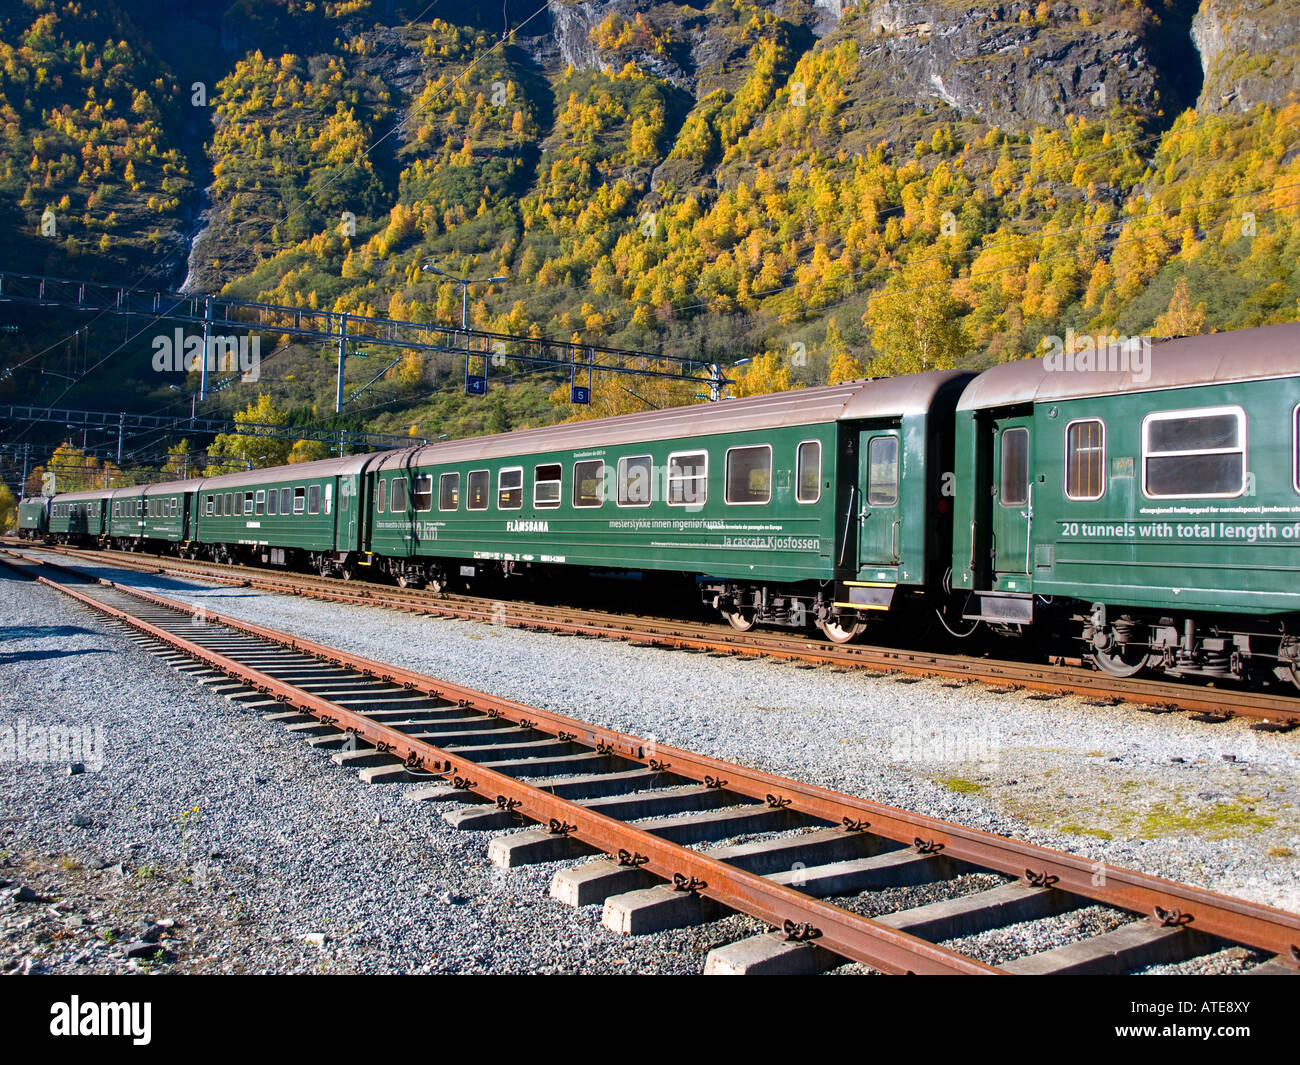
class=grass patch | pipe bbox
[1137,801,1275,840]
[1059,823,1114,840]
[936,776,984,795]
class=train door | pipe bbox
[991,415,1034,579]
[341,475,359,551]
[857,428,902,569]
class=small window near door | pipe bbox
[1065,420,1106,501]
[1000,428,1028,507]
[467,470,489,511]
[439,472,460,511]
[796,441,821,504]
[376,479,385,512]
[867,436,899,507]
[388,479,405,513]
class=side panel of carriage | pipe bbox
[108,488,147,542]
[366,423,841,585]
[140,484,196,545]
[18,498,50,537]
[957,375,1300,619]
[49,492,107,540]
[196,475,340,555]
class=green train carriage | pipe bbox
[192,455,375,572]
[140,479,200,548]
[952,322,1300,690]
[48,489,106,543]
[17,497,49,539]
[106,486,147,548]
[364,370,972,641]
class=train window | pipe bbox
[293,487,305,515]
[255,490,265,516]
[573,460,605,508]
[1295,403,1300,493]
[1142,406,1246,499]
[413,475,433,513]
[266,489,277,516]
[668,451,708,507]
[796,441,822,504]
[308,484,322,514]
[224,493,233,516]
[376,479,385,513]
[868,436,900,507]
[498,467,523,510]
[534,464,562,509]
[438,473,460,511]
[999,429,1028,507]
[725,445,772,505]
[243,494,254,516]
[617,455,652,507]
[467,470,489,511]
[389,479,406,513]
[1065,420,1106,501]
[113,502,119,516]
[280,487,291,514]
[206,497,214,517]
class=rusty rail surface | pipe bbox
[13,552,1298,974]
[11,540,1299,727]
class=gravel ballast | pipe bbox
[3,553,1297,974]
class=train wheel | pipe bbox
[1090,644,1149,678]
[722,609,757,632]
[816,617,865,644]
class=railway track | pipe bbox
[5,548,1298,976]
[9,540,1299,728]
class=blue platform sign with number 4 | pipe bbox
[571,385,590,405]
[465,375,487,396]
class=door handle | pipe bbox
[891,519,901,563]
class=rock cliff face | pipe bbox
[542,0,1264,137]
[851,1,1173,134]
[1192,0,1300,113]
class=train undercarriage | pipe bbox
[1079,602,1300,693]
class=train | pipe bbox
[15,322,1300,692]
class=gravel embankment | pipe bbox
[3,552,1297,974]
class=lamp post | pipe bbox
[421,262,507,331]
